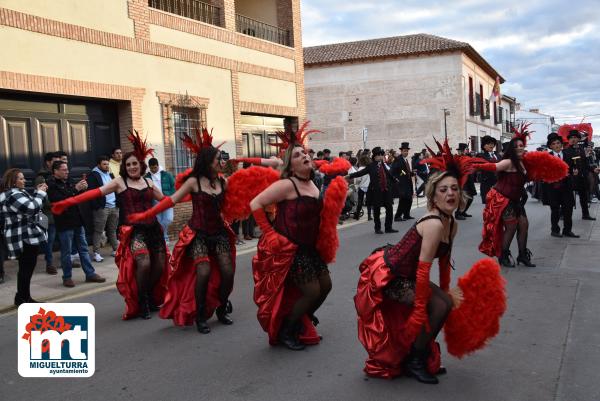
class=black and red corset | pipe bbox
[188,191,225,234]
[384,226,450,280]
[273,196,322,247]
[495,171,527,202]
[117,187,156,226]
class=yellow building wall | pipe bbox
[235,0,279,26]
[238,73,297,107]
[0,0,135,37]
[0,26,236,159]
[149,24,296,73]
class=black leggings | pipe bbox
[288,271,332,325]
[195,252,234,319]
[413,283,453,351]
[17,244,40,299]
[134,250,166,302]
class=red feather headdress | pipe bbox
[421,137,486,187]
[180,128,225,155]
[512,122,533,146]
[127,130,154,162]
[270,121,321,153]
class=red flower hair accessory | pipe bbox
[180,128,225,155]
[512,122,533,146]
[127,130,155,162]
[421,137,486,187]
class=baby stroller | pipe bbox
[340,183,361,221]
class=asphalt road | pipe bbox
[1,197,599,401]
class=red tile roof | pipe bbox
[304,33,504,82]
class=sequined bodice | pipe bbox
[189,190,225,234]
[117,181,156,226]
[495,171,527,202]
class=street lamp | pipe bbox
[443,109,450,140]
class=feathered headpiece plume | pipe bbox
[127,130,154,162]
[270,120,321,153]
[180,128,225,155]
[512,122,533,146]
[421,137,486,187]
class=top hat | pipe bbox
[371,146,384,156]
[480,135,497,149]
[457,143,469,151]
[546,133,562,147]
[400,142,411,150]
[567,130,581,139]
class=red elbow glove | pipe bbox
[478,163,497,172]
[51,188,102,215]
[232,158,263,166]
[252,208,272,234]
[399,260,433,348]
[128,196,175,224]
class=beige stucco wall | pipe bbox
[461,54,501,145]
[149,24,295,73]
[0,26,236,161]
[304,53,467,153]
[0,0,135,37]
[235,0,278,27]
[238,72,298,107]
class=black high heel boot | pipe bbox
[278,319,305,351]
[404,347,439,384]
[196,303,210,334]
[147,291,160,312]
[499,249,515,267]
[216,301,233,325]
[138,294,151,320]
[517,248,536,267]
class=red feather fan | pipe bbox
[313,160,328,169]
[316,176,348,264]
[421,137,486,187]
[444,258,507,358]
[318,158,351,176]
[523,151,569,183]
[127,130,154,162]
[222,166,280,223]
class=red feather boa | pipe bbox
[316,176,348,264]
[523,151,569,183]
[318,158,351,176]
[444,258,506,358]
[222,166,280,223]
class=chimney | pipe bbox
[529,108,539,113]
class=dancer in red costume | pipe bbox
[129,129,237,333]
[477,123,569,267]
[250,122,348,351]
[355,138,506,384]
[51,131,169,319]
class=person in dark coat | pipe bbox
[347,147,399,234]
[477,136,500,204]
[543,134,579,237]
[563,130,596,220]
[391,142,414,221]
[456,143,477,220]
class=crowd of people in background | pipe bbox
[1,130,599,304]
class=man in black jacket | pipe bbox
[544,133,579,237]
[456,143,477,220]
[477,136,500,204]
[391,142,415,221]
[564,130,596,220]
[47,161,106,287]
[347,147,399,234]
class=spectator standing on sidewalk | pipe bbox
[47,161,106,288]
[34,152,60,275]
[145,158,175,244]
[109,147,123,178]
[0,168,48,305]
[88,155,119,261]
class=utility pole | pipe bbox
[443,108,450,140]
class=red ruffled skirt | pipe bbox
[159,225,237,326]
[114,225,170,320]
[252,228,320,345]
[479,188,510,258]
[354,250,441,379]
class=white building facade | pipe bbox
[515,108,556,150]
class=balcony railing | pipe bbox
[236,14,291,46]
[149,0,220,27]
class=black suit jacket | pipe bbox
[347,161,397,199]
[477,151,500,186]
[390,157,414,198]
[542,151,574,206]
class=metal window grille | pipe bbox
[172,112,203,174]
